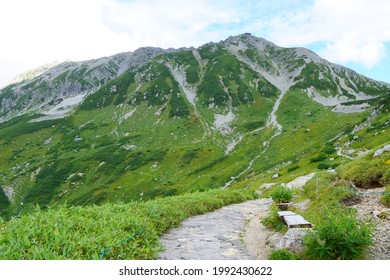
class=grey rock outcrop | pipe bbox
[373,144,390,157]
[275,228,312,254]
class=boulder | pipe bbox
[294,199,310,212]
[372,210,381,217]
[259,183,275,190]
[373,144,390,157]
[267,232,284,249]
[275,228,312,254]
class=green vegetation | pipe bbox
[271,186,293,203]
[269,249,299,260]
[80,71,135,110]
[0,189,10,211]
[169,92,190,118]
[337,152,389,188]
[293,62,337,92]
[261,205,286,232]
[197,45,277,107]
[323,144,336,155]
[317,163,339,170]
[287,165,300,172]
[303,207,375,260]
[0,189,257,260]
[300,172,353,218]
[25,160,74,206]
[0,114,58,141]
[310,154,327,163]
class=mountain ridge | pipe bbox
[1,33,388,123]
[0,33,389,219]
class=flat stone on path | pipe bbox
[158,198,273,260]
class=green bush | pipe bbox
[261,205,286,231]
[269,249,298,260]
[303,208,375,260]
[317,163,339,170]
[287,165,300,172]
[310,154,327,163]
[261,213,285,232]
[271,186,293,203]
[323,145,336,154]
[317,163,331,170]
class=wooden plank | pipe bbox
[284,215,312,228]
[277,211,296,218]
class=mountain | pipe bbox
[0,34,389,219]
[0,47,172,123]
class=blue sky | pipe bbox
[1,0,390,87]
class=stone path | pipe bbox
[158,198,273,260]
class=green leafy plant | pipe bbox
[261,205,286,231]
[271,186,293,203]
[269,249,299,260]
[303,207,375,260]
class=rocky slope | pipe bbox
[0,47,172,122]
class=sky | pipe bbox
[1,0,390,87]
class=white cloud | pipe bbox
[322,40,386,68]
[100,0,237,48]
[0,0,132,85]
[10,0,143,58]
[0,0,239,86]
[266,0,390,68]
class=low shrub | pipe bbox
[317,163,339,170]
[261,205,286,232]
[287,165,299,172]
[323,145,336,155]
[310,154,327,163]
[271,186,293,203]
[269,249,299,260]
[303,207,375,260]
[317,163,331,170]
